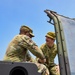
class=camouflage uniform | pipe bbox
[40,32,60,75]
[3,34,45,62]
[25,51,49,75]
[25,51,35,62]
[35,62,49,75]
[3,25,49,75]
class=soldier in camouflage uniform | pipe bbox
[38,32,60,75]
[3,25,49,75]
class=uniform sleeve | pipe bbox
[19,35,45,59]
[26,51,34,62]
[40,44,45,53]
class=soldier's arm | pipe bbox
[27,43,45,60]
[26,51,35,62]
[20,35,45,60]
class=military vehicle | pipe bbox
[44,9,75,75]
[0,9,75,75]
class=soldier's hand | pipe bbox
[38,58,46,64]
[55,65,60,73]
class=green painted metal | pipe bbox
[44,9,71,75]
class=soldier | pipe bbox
[38,32,60,75]
[3,25,49,75]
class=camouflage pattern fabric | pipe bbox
[20,25,34,37]
[25,51,35,62]
[3,34,49,75]
[3,34,45,62]
[35,62,49,75]
[45,32,56,40]
[25,52,50,75]
[50,65,60,75]
[40,43,57,67]
[40,43,60,75]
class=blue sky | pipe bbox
[0,0,75,65]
